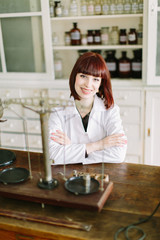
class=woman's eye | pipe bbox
[80,74,86,78]
[94,78,100,82]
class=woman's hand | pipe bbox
[51,130,71,145]
[86,133,127,154]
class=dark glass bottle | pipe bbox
[131,49,142,78]
[105,50,118,78]
[70,22,81,45]
[94,29,101,45]
[128,28,137,44]
[87,30,94,45]
[118,51,131,78]
[119,29,127,45]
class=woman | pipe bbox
[49,52,127,165]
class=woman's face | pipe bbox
[75,73,101,101]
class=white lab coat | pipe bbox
[48,95,127,165]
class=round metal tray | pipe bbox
[65,176,99,195]
[0,149,16,167]
[0,167,29,184]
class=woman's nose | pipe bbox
[85,78,92,87]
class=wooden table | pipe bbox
[0,150,160,240]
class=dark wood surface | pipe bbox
[0,149,160,240]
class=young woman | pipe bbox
[49,52,127,165]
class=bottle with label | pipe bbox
[54,1,60,16]
[116,0,124,14]
[69,0,78,16]
[94,30,101,44]
[101,27,109,45]
[94,0,102,15]
[101,0,110,15]
[52,32,59,46]
[87,30,94,45]
[137,23,143,44]
[131,49,142,78]
[105,50,118,78]
[118,51,131,78]
[55,2,62,17]
[62,2,69,16]
[70,22,81,45]
[87,0,95,15]
[81,0,88,16]
[110,0,117,15]
[128,28,137,44]
[54,52,63,79]
[131,0,139,14]
[119,29,127,44]
[124,0,131,14]
[110,26,119,45]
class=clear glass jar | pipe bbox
[116,0,124,14]
[64,32,71,46]
[52,32,59,46]
[54,52,63,79]
[131,0,139,14]
[49,0,54,17]
[69,0,78,16]
[137,23,143,45]
[101,27,109,45]
[138,0,143,13]
[81,33,87,45]
[110,0,117,15]
[62,2,69,16]
[110,26,119,45]
[124,0,131,14]
[81,0,88,16]
[87,0,95,15]
[94,0,102,15]
[101,0,110,15]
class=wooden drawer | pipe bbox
[113,89,141,106]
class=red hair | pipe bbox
[69,52,114,109]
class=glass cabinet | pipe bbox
[0,0,53,81]
[147,0,160,85]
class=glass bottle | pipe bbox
[81,0,88,16]
[69,0,78,16]
[128,28,137,44]
[110,26,119,45]
[94,30,101,45]
[110,0,117,15]
[101,0,110,15]
[94,0,102,15]
[101,27,109,45]
[54,52,63,79]
[70,22,81,45]
[52,32,59,46]
[55,2,62,17]
[118,51,131,78]
[49,0,54,17]
[105,50,118,78]
[62,2,69,16]
[81,33,87,45]
[137,23,143,45]
[87,30,94,45]
[87,0,95,15]
[124,0,131,14]
[54,1,60,16]
[116,0,124,14]
[131,0,139,14]
[64,32,71,46]
[138,0,143,13]
[131,49,142,78]
[119,29,127,44]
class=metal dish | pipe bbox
[0,167,29,184]
[65,176,99,195]
[0,149,16,167]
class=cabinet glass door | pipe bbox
[0,0,53,81]
[147,0,160,84]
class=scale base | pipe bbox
[38,178,58,190]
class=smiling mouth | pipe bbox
[81,88,92,94]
